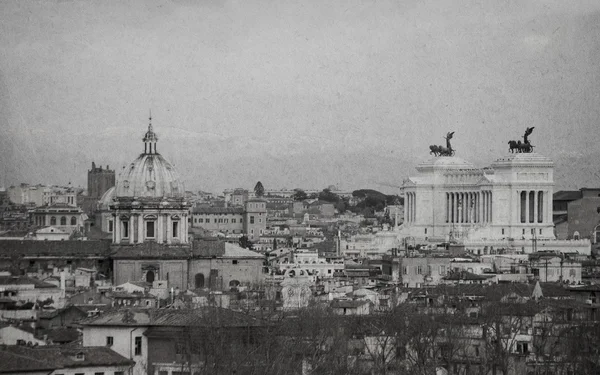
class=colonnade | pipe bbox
[445,191,493,224]
[113,212,188,244]
[519,190,545,223]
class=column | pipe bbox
[114,215,120,243]
[533,191,539,225]
[446,193,449,223]
[462,193,466,223]
[524,191,529,225]
[489,192,493,223]
[166,215,172,244]
[546,190,552,224]
[138,214,144,243]
[537,191,543,223]
[129,216,135,245]
[184,214,189,243]
[157,212,164,243]
[454,193,459,224]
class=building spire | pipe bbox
[143,111,158,155]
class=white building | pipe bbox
[400,152,590,254]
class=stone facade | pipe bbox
[402,153,555,244]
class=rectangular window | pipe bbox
[502,228,505,235]
[134,336,142,355]
[172,221,179,238]
[417,265,423,275]
[439,265,446,275]
[402,266,408,275]
[199,218,203,223]
[106,336,113,346]
[232,218,236,223]
[122,221,129,238]
[94,372,105,375]
[146,221,155,238]
[250,216,255,224]
[516,342,529,355]
[232,260,238,265]
[108,220,113,232]
[240,218,243,223]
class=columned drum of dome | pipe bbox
[110,121,190,246]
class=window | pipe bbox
[250,216,255,224]
[259,218,262,223]
[474,345,480,357]
[146,221,155,238]
[108,220,113,232]
[424,228,427,234]
[106,336,114,346]
[502,228,505,235]
[402,266,408,275]
[439,265,446,275]
[199,218,203,223]
[115,372,125,375]
[50,216,56,225]
[232,218,236,223]
[516,342,529,355]
[122,221,129,238]
[60,216,67,225]
[94,372,105,375]
[240,218,243,223]
[522,229,525,235]
[172,221,179,238]
[232,260,238,265]
[539,229,542,235]
[134,336,142,355]
[417,265,423,275]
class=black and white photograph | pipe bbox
[1,0,600,374]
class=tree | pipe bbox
[238,235,254,250]
[254,181,265,197]
[318,188,339,203]
[292,189,308,201]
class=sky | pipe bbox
[1,0,599,194]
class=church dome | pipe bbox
[114,120,185,199]
[97,186,115,211]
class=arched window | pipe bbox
[70,216,77,226]
[50,217,56,225]
[195,273,205,288]
[60,217,67,226]
[573,231,580,240]
[229,280,240,287]
[146,270,155,283]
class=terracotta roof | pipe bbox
[192,206,244,214]
[442,271,492,281]
[191,239,226,257]
[0,345,133,373]
[111,242,191,259]
[81,308,263,328]
[40,327,80,343]
[222,242,263,259]
[0,240,111,257]
[0,276,57,289]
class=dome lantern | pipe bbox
[143,111,158,154]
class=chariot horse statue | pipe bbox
[429,131,455,156]
[508,127,535,153]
